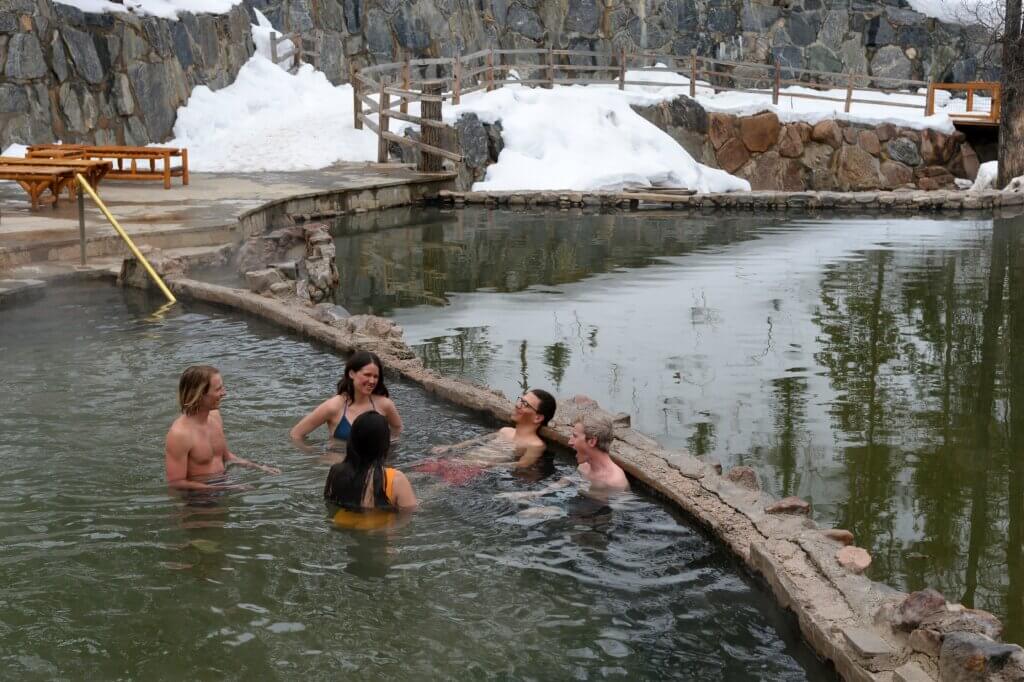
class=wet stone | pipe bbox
[765,496,810,514]
[836,545,871,573]
[725,465,759,490]
[823,528,854,545]
[842,627,893,659]
[893,662,933,682]
[893,588,947,631]
[940,632,1024,681]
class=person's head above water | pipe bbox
[178,365,223,415]
[336,351,389,401]
[514,388,557,429]
[324,411,392,508]
[570,409,614,456]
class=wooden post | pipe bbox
[547,47,554,88]
[772,59,780,105]
[925,82,935,116]
[294,33,303,70]
[401,56,410,114]
[419,82,444,173]
[377,79,390,164]
[618,48,625,90]
[689,50,697,98]
[844,74,854,113]
[351,64,362,129]
[486,50,494,92]
[966,84,975,115]
[270,31,279,65]
[453,53,462,104]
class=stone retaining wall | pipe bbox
[1,0,253,150]
[248,0,994,85]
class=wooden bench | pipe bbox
[28,144,189,189]
[0,164,77,210]
[0,157,112,197]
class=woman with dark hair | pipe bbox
[324,412,417,523]
[291,351,403,444]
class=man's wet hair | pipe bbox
[529,388,557,427]
[574,410,614,452]
[178,365,219,415]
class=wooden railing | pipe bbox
[352,48,995,170]
[925,81,1001,126]
[270,31,319,72]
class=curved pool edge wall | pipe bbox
[163,274,957,682]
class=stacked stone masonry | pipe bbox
[1,0,253,150]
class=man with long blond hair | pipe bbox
[165,365,279,491]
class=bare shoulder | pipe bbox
[166,416,193,448]
[498,426,515,440]
[322,395,345,410]
[377,396,398,412]
[209,410,224,427]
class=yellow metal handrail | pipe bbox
[74,173,177,305]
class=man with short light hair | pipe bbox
[569,410,629,491]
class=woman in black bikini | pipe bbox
[290,351,403,445]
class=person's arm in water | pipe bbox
[391,470,418,509]
[429,432,496,456]
[290,397,338,443]
[214,411,281,475]
[378,397,404,440]
[165,426,236,491]
[513,444,546,469]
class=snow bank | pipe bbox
[906,0,1000,25]
[2,143,28,157]
[165,55,377,172]
[971,161,998,191]
[447,85,750,193]
[55,0,241,20]
[623,65,957,133]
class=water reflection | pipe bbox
[331,206,1024,642]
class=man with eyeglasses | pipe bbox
[420,389,558,480]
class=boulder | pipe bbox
[311,302,350,324]
[939,632,1024,682]
[778,125,804,158]
[5,32,46,80]
[892,589,947,631]
[740,152,805,191]
[245,268,285,294]
[725,466,760,491]
[916,166,956,191]
[708,112,738,150]
[836,546,872,574]
[876,123,896,142]
[908,627,942,657]
[118,246,185,290]
[881,160,914,188]
[887,137,922,166]
[871,45,912,81]
[739,111,781,153]
[857,129,881,156]
[631,96,709,162]
[765,496,810,515]
[833,144,883,191]
[949,145,981,180]
[716,137,750,173]
[61,27,105,85]
[811,119,842,149]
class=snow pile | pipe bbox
[906,0,1001,25]
[165,55,377,172]
[969,163,1024,192]
[251,8,292,62]
[54,0,240,20]
[622,65,956,133]
[447,85,750,193]
[1,143,28,157]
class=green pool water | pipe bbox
[331,206,1024,643]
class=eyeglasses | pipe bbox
[516,396,538,412]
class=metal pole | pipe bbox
[78,188,86,265]
[75,174,176,304]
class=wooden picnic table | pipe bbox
[0,156,112,196]
[0,164,77,210]
[27,144,189,189]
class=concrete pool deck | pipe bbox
[0,162,455,272]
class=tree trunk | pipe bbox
[999,0,1024,186]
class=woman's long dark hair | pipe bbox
[336,351,390,401]
[324,412,392,509]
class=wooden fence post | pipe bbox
[270,31,279,65]
[401,56,410,114]
[453,53,462,104]
[618,48,626,90]
[351,64,362,130]
[966,83,975,115]
[294,33,302,70]
[377,79,390,164]
[844,74,854,113]
[689,50,697,98]
[419,82,444,173]
[547,47,554,88]
[486,50,494,92]
[925,82,935,116]
[772,59,780,105]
